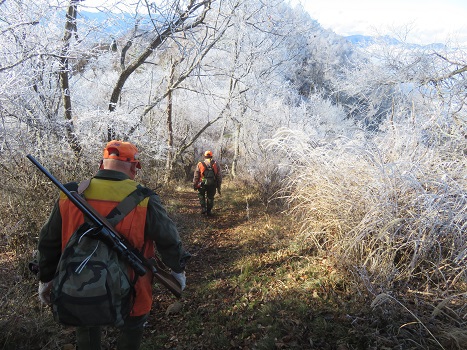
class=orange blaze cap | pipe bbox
[103,140,141,169]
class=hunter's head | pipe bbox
[102,140,141,179]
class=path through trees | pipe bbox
[144,187,367,350]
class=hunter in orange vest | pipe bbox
[193,150,222,216]
[37,140,190,350]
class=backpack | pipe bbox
[201,162,217,187]
[50,184,150,327]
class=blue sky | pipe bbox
[83,0,467,46]
[295,0,467,46]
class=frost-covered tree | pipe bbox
[187,0,329,177]
[1,0,215,166]
[0,1,64,156]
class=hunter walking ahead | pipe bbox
[193,150,222,216]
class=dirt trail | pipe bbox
[147,188,257,348]
[144,189,371,350]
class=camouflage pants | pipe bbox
[197,185,217,214]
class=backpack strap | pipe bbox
[105,185,152,227]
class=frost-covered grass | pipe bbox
[264,115,466,348]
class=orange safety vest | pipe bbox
[59,178,153,317]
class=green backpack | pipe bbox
[50,184,150,327]
[201,162,217,187]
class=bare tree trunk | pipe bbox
[163,60,177,184]
[231,122,241,178]
[59,0,81,156]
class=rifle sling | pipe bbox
[105,186,151,227]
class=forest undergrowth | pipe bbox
[0,181,465,349]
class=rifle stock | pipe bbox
[27,154,182,299]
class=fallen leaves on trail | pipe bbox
[145,187,369,350]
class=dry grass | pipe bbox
[0,156,79,349]
[264,121,467,349]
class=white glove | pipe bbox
[171,271,186,291]
[38,281,53,305]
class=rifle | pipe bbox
[27,154,182,299]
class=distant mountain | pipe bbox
[345,34,446,50]
[78,11,151,36]
[345,34,398,45]
[78,10,447,51]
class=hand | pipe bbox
[171,271,186,291]
[38,281,53,305]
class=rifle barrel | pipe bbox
[27,154,146,275]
